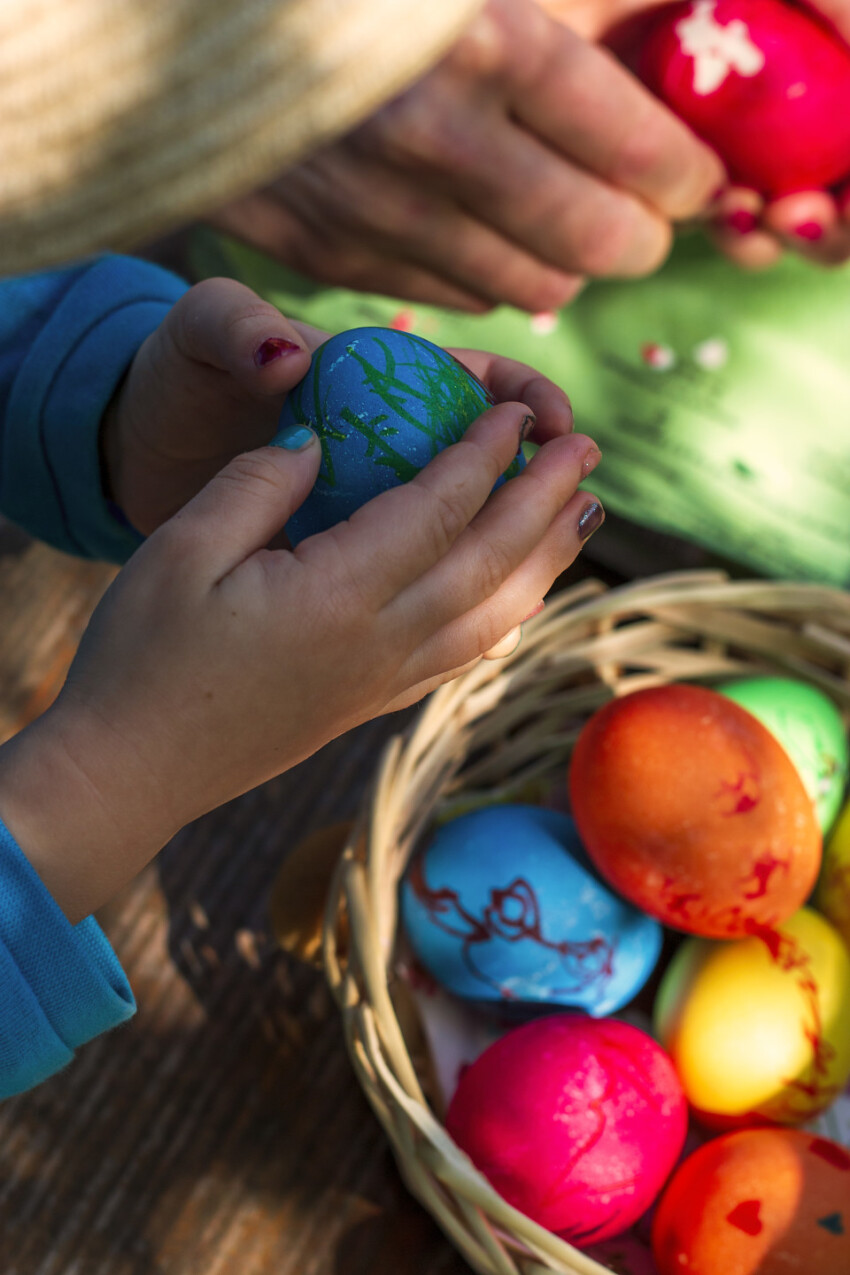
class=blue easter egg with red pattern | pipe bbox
[401,804,662,1017]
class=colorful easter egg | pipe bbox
[445,1016,688,1246]
[624,0,850,198]
[718,677,848,834]
[654,907,850,1126]
[401,805,662,1016]
[817,797,850,949]
[569,684,822,938]
[584,1234,658,1275]
[652,1129,850,1275]
[278,327,523,544]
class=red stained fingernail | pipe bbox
[793,220,824,242]
[254,337,302,367]
[721,209,758,235]
[521,600,546,623]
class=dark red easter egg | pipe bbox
[568,684,821,938]
[626,0,850,197]
[445,1016,687,1246]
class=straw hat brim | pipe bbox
[0,0,485,274]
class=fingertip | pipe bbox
[708,225,784,270]
[269,423,320,453]
[171,276,314,390]
[513,377,575,443]
[762,190,836,246]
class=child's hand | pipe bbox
[0,397,601,923]
[101,277,321,535]
[102,276,580,535]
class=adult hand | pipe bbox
[1,398,601,922]
[209,0,723,312]
[543,0,850,269]
[103,276,576,537]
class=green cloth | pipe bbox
[193,229,850,587]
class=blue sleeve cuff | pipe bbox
[1,255,188,563]
[0,819,135,1098]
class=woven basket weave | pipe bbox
[323,570,850,1275]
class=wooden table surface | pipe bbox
[0,511,713,1275]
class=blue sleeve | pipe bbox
[0,820,135,1097]
[0,255,188,563]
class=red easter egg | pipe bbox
[627,0,850,197]
[445,1016,687,1246]
[568,684,821,938]
[652,1129,850,1274]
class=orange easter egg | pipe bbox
[569,685,821,937]
[652,1129,850,1275]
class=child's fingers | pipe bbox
[387,433,599,637]
[449,349,575,443]
[297,401,533,609]
[398,489,602,685]
[159,429,321,580]
[166,276,315,394]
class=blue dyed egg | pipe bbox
[279,327,524,544]
[401,805,662,1016]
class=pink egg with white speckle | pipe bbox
[445,1016,687,1247]
[621,0,850,198]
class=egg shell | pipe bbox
[584,1234,657,1275]
[627,0,850,198]
[718,676,848,834]
[569,684,822,938]
[445,1016,688,1246]
[654,907,850,1126]
[652,1129,850,1275]
[817,796,850,948]
[278,327,523,544]
[401,805,662,1016]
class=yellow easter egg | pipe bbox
[655,908,850,1127]
[817,797,850,947]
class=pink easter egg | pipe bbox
[444,1016,687,1246]
[624,0,850,197]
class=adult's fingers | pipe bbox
[481,0,723,218]
[212,191,495,313]
[799,0,850,41]
[762,191,850,264]
[445,110,675,278]
[448,349,575,443]
[295,401,534,610]
[275,146,586,312]
[708,187,783,269]
[389,432,600,637]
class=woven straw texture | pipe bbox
[324,570,850,1275]
[0,0,483,273]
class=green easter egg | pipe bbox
[718,677,848,834]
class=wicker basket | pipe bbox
[322,570,850,1275]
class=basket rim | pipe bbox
[323,569,850,1275]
